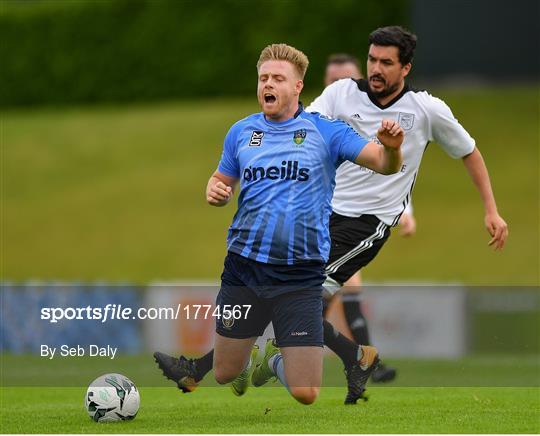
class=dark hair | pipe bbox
[326,53,360,68]
[368,26,417,65]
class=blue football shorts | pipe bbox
[215,252,324,347]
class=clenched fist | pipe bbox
[207,180,233,206]
[377,119,404,150]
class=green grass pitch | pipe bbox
[1,355,539,433]
[1,386,538,433]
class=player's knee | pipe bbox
[213,365,239,384]
[290,386,319,405]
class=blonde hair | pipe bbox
[257,43,309,79]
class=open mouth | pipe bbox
[264,93,277,104]
[369,76,385,85]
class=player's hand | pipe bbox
[207,181,233,206]
[398,212,416,237]
[485,212,508,250]
[377,119,404,150]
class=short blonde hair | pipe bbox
[257,43,309,79]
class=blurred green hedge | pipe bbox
[0,0,408,106]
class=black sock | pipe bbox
[342,295,370,345]
[194,349,214,382]
[323,319,358,368]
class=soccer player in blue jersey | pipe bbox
[154,44,404,404]
[197,43,404,405]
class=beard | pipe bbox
[368,77,400,98]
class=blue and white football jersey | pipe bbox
[217,106,368,265]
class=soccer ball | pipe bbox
[85,373,140,422]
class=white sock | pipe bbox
[268,353,278,375]
[268,353,289,391]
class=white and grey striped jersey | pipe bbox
[306,78,476,226]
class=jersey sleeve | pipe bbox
[404,201,413,215]
[305,80,340,117]
[217,125,240,178]
[428,96,476,159]
[314,115,369,164]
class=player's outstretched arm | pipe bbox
[462,147,508,250]
[355,119,404,175]
[206,171,238,207]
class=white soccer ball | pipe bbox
[85,373,140,422]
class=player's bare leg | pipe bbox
[252,339,322,405]
[281,346,323,404]
[213,334,257,384]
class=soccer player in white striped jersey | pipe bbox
[321,51,416,384]
[306,26,508,387]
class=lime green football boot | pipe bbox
[251,338,280,387]
[230,344,259,396]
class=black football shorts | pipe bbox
[325,213,391,286]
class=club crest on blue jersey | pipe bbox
[293,129,307,145]
[398,112,415,130]
[249,130,264,146]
